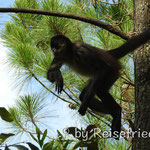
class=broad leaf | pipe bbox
[0,107,13,122]
[0,133,15,144]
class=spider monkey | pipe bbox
[47,28,150,138]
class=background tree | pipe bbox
[132,0,150,150]
[0,0,149,149]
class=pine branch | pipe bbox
[0,7,129,40]
[119,0,133,20]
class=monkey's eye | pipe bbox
[51,45,61,55]
[51,44,60,50]
[54,45,60,49]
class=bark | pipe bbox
[132,0,150,149]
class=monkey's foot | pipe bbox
[111,119,121,140]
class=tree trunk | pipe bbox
[132,0,150,149]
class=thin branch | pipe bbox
[97,0,120,5]
[66,86,79,99]
[103,14,119,26]
[0,7,129,40]
[121,75,135,86]
[63,89,80,105]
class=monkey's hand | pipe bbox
[78,106,87,116]
[47,69,64,94]
[55,70,64,94]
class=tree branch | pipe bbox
[0,7,130,40]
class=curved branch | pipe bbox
[0,7,129,40]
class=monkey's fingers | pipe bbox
[55,80,63,94]
[55,84,61,94]
[78,106,87,116]
[55,83,60,94]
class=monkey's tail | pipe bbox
[108,28,150,59]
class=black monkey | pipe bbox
[47,28,150,138]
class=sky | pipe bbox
[0,1,83,147]
[0,1,16,108]
[0,40,17,108]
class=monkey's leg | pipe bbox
[93,70,121,139]
[96,90,121,139]
[89,97,110,114]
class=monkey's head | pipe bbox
[50,35,72,56]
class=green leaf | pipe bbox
[43,141,54,150]
[29,133,38,143]
[0,107,13,122]
[57,142,63,150]
[0,133,15,144]
[27,142,39,150]
[63,140,74,149]
[73,141,82,149]
[41,129,47,144]
[36,127,41,141]
[57,130,63,140]
[35,127,43,147]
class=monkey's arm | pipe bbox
[47,57,63,94]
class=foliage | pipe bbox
[0,0,134,149]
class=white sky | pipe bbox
[0,0,16,108]
[0,40,17,108]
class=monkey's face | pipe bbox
[51,40,67,56]
[50,35,72,56]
